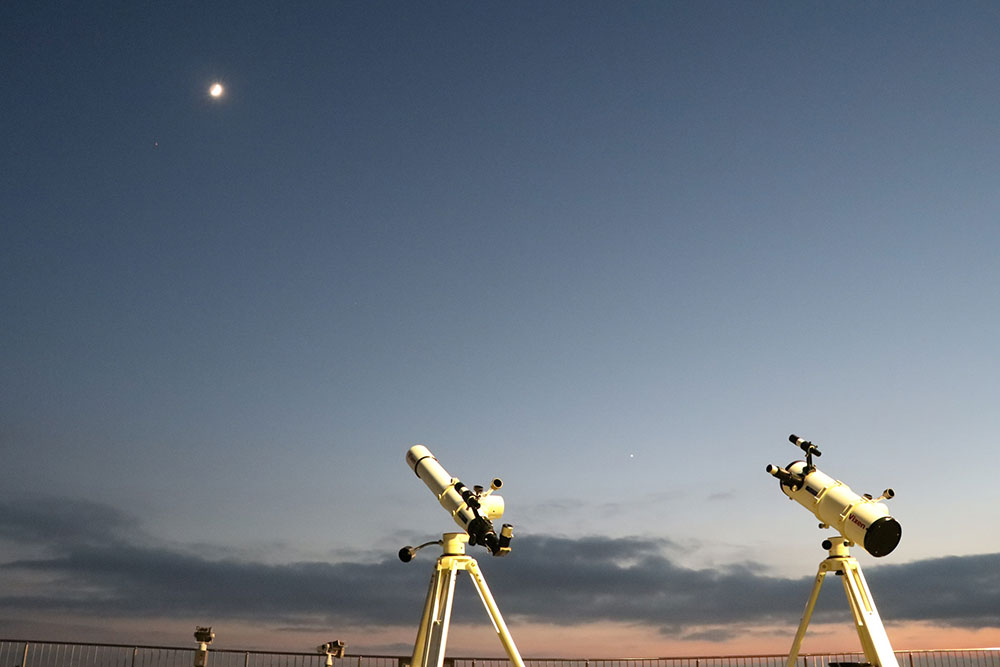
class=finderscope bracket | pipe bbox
[789,433,821,474]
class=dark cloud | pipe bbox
[677,627,742,643]
[3,541,426,626]
[0,497,140,547]
[2,498,999,635]
[484,535,802,627]
[865,552,1000,627]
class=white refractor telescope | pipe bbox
[405,445,513,556]
[766,434,901,557]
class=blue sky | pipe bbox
[3,0,1000,656]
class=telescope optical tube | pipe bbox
[405,445,506,554]
[770,460,901,557]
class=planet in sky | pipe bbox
[209,82,224,98]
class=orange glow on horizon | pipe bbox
[5,613,1000,658]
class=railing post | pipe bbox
[131,646,138,667]
[22,642,30,667]
[244,651,250,667]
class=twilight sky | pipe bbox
[3,0,1000,657]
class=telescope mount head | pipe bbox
[822,537,852,558]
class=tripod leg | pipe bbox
[411,561,461,667]
[840,561,899,667]
[465,559,526,667]
[786,569,828,667]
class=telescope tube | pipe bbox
[405,445,505,541]
[773,460,901,557]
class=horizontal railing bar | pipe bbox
[3,640,999,663]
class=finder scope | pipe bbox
[766,434,901,557]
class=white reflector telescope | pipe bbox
[766,435,901,557]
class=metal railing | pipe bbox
[1,641,998,667]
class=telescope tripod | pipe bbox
[410,533,525,667]
[786,539,898,667]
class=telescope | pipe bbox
[766,434,901,557]
[401,445,525,667]
[193,627,214,645]
[404,445,513,556]
[317,641,346,665]
[193,627,214,667]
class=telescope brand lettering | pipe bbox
[849,514,867,530]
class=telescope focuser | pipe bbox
[455,481,513,555]
[766,433,823,488]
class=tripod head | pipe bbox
[766,433,901,557]
[402,445,514,558]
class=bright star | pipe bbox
[209,82,224,98]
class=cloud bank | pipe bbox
[2,497,998,636]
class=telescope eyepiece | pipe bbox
[766,463,804,490]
